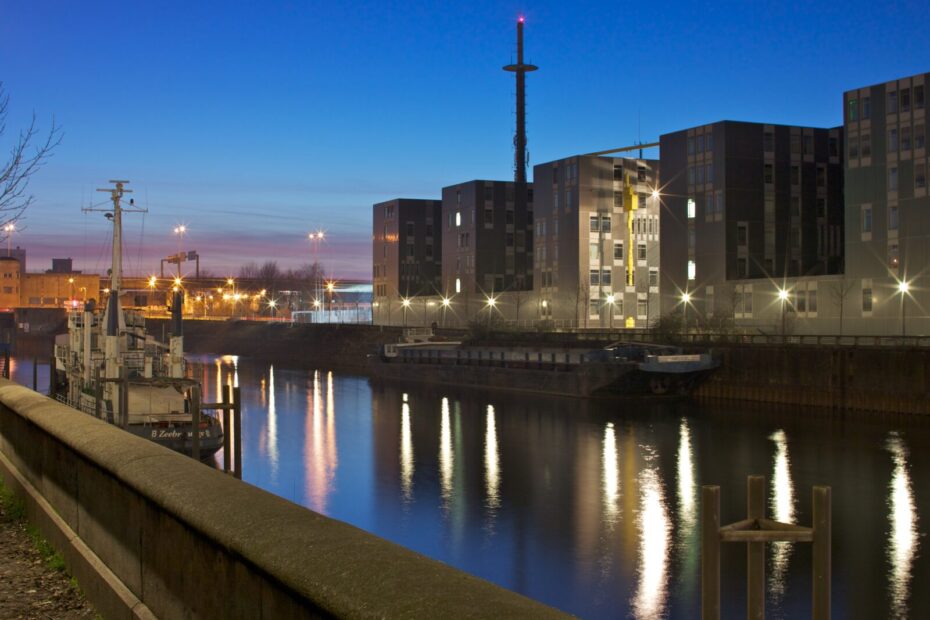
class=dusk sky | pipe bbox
[2,1,926,280]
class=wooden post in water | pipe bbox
[747,475,765,619]
[190,385,201,462]
[701,485,720,619]
[32,358,38,390]
[233,386,242,480]
[222,386,231,474]
[3,348,9,378]
[812,486,831,620]
[94,367,102,420]
[48,356,56,397]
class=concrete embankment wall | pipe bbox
[696,344,930,415]
[148,319,401,372]
[0,380,566,619]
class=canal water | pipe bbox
[13,354,930,618]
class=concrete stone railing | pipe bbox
[0,380,567,619]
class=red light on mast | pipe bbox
[518,16,525,23]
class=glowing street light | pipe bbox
[777,288,790,336]
[268,298,278,319]
[401,297,411,327]
[4,222,14,257]
[681,291,692,334]
[226,278,235,287]
[148,276,157,289]
[484,296,497,329]
[898,280,910,338]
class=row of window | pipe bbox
[886,125,927,153]
[849,85,926,121]
[687,133,715,155]
[687,163,714,186]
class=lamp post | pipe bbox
[4,223,14,257]
[441,297,451,328]
[485,296,496,329]
[606,294,615,330]
[681,292,691,336]
[401,297,411,328]
[898,280,910,339]
[778,288,789,336]
[173,225,186,278]
[268,299,277,320]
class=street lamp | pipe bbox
[898,280,910,338]
[4,223,14,257]
[778,288,790,336]
[401,297,411,327]
[681,292,691,334]
[485,296,496,329]
[441,296,451,328]
[173,225,186,278]
[606,294,616,330]
[268,298,277,320]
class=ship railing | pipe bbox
[394,346,588,370]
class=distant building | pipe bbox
[842,72,928,334]
[372,198,442,323]
[440,180,534,297]
[48,258,79,274]
[533,155,660,327]
[7,247,26,273]
[659,121,844,323]
[0,258,21,309]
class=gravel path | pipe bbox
[0,494,97,619]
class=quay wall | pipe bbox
[0,380,566,619]
[695,344,930,415]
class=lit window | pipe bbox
[455,278,461,293]
[687,198,696,219]
[687,260,696,280]
[455,211,461,227]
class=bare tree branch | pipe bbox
[0,82,62,233]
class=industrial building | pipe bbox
[533,155,660,328]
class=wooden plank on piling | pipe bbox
[747,475,765,620]
[701,485,720,620]
[812,486,831,620]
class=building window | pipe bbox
[803,135,813,155]
[697,135,705,152]
[687,166,695,185]
[601,216,611,233]
[706,133,714,151]
[809,289,817,313]
[915,85,925,110]
[790,134,801,154]
[861,133,871,157]
[862,206,872,233]
[737,222,748,246]
[796,290,807,313]
[862,96,871,119]
[614,242,623,261]
[764,164,774,184]
[916,124,925,150]
[687,260,696,280]
[687,198,696,219]
[763,131,774,152]
[791,226,801,249]
[637,166,646,182]
[862,285,873,313]
[816,165,826,187]
[705,191,714,217]
[888,128,898,153]
[455,278,461,293]
[601,270,612,286]
[889,167,899,192]
[648,268,658,287]
[888,91,898,114]
[687,137,695,155]
[791,197,801,217]
[637,243,646,261]
[791,166,800,185]
[828,136,838,157]
[902,88,911,113]
[590,270,600,286]
[915,163,926,189]
[889,206,899,231]
[589,215,600,233]
[848,136,859,159]
[848,98,858,121]
[705,163,714,185]
[505,210,514,225]
[455,211,461,227]
[506,233,514,247]
[485,208,494,227]
[590,242,600,261]
[696,165,705,184]
[902,126,912,151]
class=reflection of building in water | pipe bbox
[769,429,795,601]
[676,419,696,534]
[632,448,671,620]
[887,433,918,619]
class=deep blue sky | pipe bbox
[2,1,927,279]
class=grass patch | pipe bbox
[0,478,68,573]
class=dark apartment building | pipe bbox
[533,155,660,327]
[660,121,844,319]
[372,198,442,309]
[440,180,534,297]
[844,72,928,332]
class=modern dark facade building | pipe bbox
[533,155,660,327]
[440,180,534,298]
[660,121,844,322]
[372,198,442,323]
[844,71,928,334]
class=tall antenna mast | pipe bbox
[503,16,538,185]
[85,180,146,293]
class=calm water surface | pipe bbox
[13,355,930,618]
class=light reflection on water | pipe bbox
[769,429,796,604]
[887,432,918,619]
[143,355,930,619]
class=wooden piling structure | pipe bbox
[32,358,38,390]
[702,475,831,620]
[190,385,201,462]
[233,386,242,480]
[48,356,55,397]
[222,386,231,474]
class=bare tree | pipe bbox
[830,276,856,336]
[0,83,62,229]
